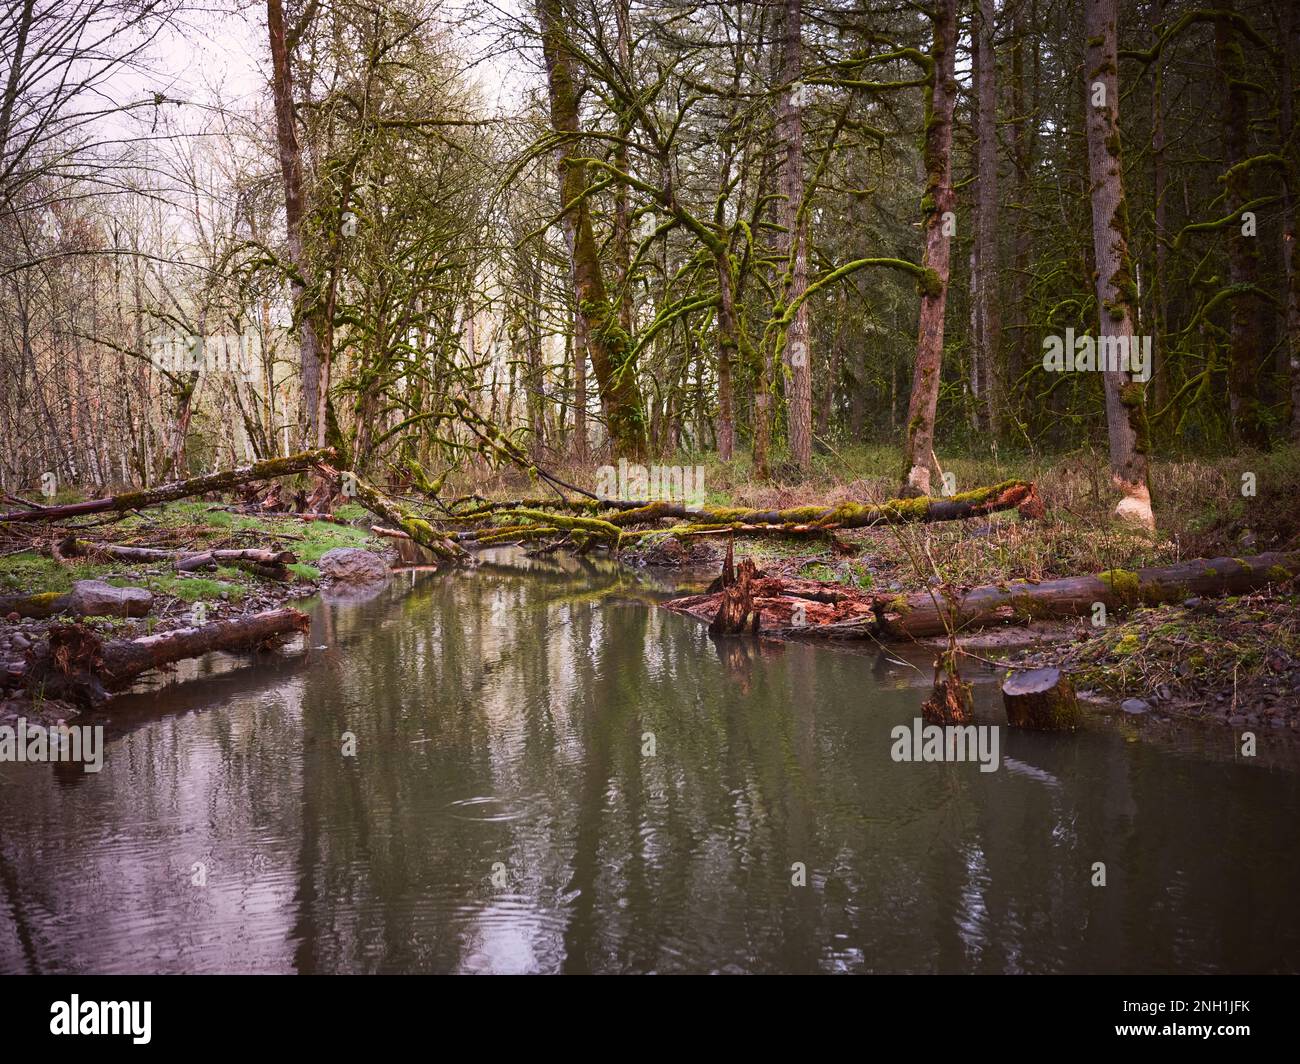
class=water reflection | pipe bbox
[0,549,1297,973]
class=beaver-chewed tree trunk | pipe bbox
[1002,667,1081,730]
[710,557,762,636]
[921,653,973,725]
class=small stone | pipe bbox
[1120,698,1150,715]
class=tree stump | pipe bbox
[709,557,761,636]
[1002,667,1081,730]
[921,654,974,724]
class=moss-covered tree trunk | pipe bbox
[1279,3,1300,441]
[1214,0,1269,449]
[1084,0,1156,530]
[266,0,322,449]
[715,252,739,462]
[537,0,646,458]
[974,0,1001,437]
[901,0,957,496]
[779,0,812,472]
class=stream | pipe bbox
[1,549,1298,973]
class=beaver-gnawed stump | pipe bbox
[1002,667,1081,730]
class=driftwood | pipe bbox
[663,551,1299,641]
[0,449,337,523]
[16,609,310,706]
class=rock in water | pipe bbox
[317,547,390,586]
[66,580,153,617]
[1002,667,1082,730]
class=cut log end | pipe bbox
[1002,667,1081,730]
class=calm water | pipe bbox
[1,549,1297,974]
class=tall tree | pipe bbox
[901,0,958,496]
[1214,0,1269,449]
[266,0,322,448]
[1084,0,1155,529]
[973,0,1001,435]
[779,0,811,471]
[536,0,647,458]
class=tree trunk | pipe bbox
[1003,668,1081,730]
[1084,0,1156,529]
[780,0,812,472]
[901,0,958,495]
[1279,3,1300,440]
[974,0,1001,437]
[266,0,322,448]
[536,0,646,458]
[1214,0,1269,449]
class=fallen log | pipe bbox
[873,551,1300,639]
[662,551,1299,641]
[0,449,337,523]
[613,479,1043,531]
[18,609,310,706]
[316,464,467,562]
[60,538,296,574]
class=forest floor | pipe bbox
[2,444,1297,728]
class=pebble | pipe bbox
[1121,698,1151,715]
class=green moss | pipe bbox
[1099,568,1141,606]
[1267,565,1293,582]
[1113,632,1141,656]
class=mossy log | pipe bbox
[317,463,467,562]
[18,609,311,707]
[874,551,1299,639]
[60,539,296,574]
[1002,668,1081,730]
[662,551,1299,641]
[0,449,338,523]
[613,479,1042,531]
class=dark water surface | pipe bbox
[1,550,1297,973]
